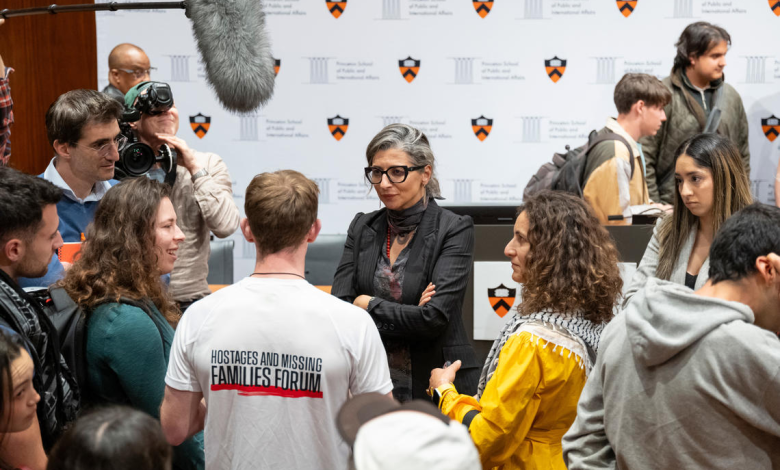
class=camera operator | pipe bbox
[124,82,239,311]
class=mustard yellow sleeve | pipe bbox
[440,332,542,468]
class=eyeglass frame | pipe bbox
[364,165,427,184]
[114,67,158,79]
[72,134,128,158]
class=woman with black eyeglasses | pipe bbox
[332,123,479,402]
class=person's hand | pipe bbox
[428,360,461,390]
[418,283,435,306]
[0,19,5,73]
[156,133,203,175]
[61,262,72,271]
[353,295,372,310]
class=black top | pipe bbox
[331,199,480,399]
[685,272,698,290]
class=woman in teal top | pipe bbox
[60,178,203,470]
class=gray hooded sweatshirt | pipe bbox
[563,278,780,469]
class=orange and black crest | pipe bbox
[326,0,347,18]
[327,115,349,141]
[616,0,637,17]
[473,0,493,18]
[273,58,281,76]
[189,113,211,139]
[472,115,493,141]
[487,283,515,318]
[399,57,421,83]
[544,56,567,83]
[762,115,780,142]
[771,0,780,16]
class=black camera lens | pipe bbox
[117,142,155,176]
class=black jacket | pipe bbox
[332,200,480,398]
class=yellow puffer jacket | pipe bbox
[440,324,589,470]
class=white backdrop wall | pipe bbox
[96,0,780,278]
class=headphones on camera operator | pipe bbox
[115,81,178,186]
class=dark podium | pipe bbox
[444,205,654,365]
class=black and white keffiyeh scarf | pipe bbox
[475,310,604,400]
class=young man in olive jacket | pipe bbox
[640,21,750,204]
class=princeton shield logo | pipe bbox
[762,115,780,142]
[327,115,349,141]
[326,0,347,18]
[545,56,567,83]
[189,113,211,139]
[487,283,516,318]
[471,116,493,141]
[771,0,780,16]
[473,0,493,18]
[399,57,421,83]
[273,58,281,76]
[616,0,637,17]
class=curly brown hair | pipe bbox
[58,178,180,326]
[517,191,623,323]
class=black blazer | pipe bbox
[332,199,480,399]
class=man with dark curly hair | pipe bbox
[428,191,623,470]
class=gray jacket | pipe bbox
[563,279,780,469]
[624,217,709,304]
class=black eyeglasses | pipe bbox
[364,165,426,184]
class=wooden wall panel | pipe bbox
[0,0,97,175]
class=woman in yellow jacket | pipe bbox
[428,191,624,470]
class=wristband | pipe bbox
[432,383,457,409]
[191,168,209,181]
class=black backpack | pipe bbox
[29,287,89,394]
[523,130,635,200]
[31,287,159,396]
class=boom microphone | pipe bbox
[186,0,275,112]
[1,1,276,113]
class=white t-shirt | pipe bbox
[165,278,393,470]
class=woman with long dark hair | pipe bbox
[59,178,203,470]
[625,133,753,300]
[0,329,39,470]
[332,123,479,401]
[428,191,624,470]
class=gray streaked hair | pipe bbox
[365,123,441,198]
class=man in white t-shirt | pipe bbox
[160,170,393,470]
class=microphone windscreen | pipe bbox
[187,0,275,112]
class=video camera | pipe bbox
[116,81,178,186]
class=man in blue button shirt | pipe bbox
[19,89,123,288]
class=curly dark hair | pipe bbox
[58,178,179,325]
[517,191,623,323]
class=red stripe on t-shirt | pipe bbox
[210,384,323,398]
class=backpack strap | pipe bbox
[703,85,725,134]
[92,297,168,346]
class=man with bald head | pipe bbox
[101,43,154,103]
